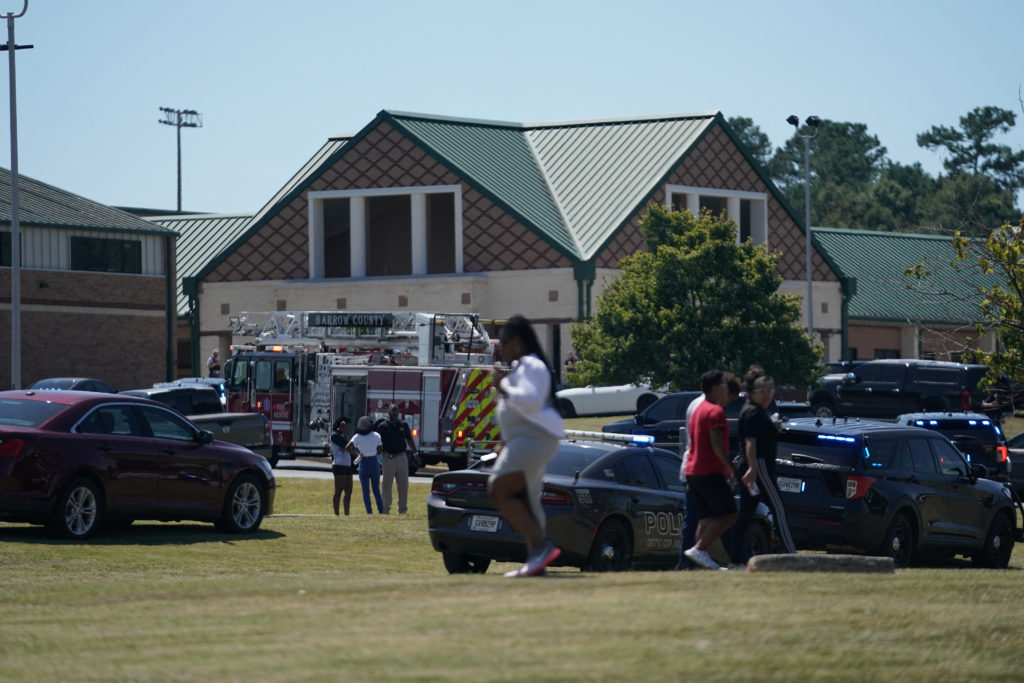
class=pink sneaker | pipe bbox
[505,541,561,578]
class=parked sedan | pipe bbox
[555,383,664,418]
[27,377,116,393]
[0,390,275,539]
[428,438,774,573]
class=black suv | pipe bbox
[809,359,988,419]
[774,417,1020,567]
[894,412,1011,482]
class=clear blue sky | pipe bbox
[1,0,1022,214]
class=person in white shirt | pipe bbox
[487,315,565,578]
[347,416,384,514]
[330,417,354,516]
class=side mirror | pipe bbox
[198,429,215,445]
[843,372,857,384]
[970,463,990,480]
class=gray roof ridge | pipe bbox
[522,130,584,260]
[384,109,525,129]
[148,211,256,221]
[523,111,720,130]
[813,226,959,241]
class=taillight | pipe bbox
[0,438,25,458]
[961,390,971,411]
[430,478,486,497]
[997,445,1008,463]
[845,474,875,499]
[541,487,573,506]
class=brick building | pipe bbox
[0,168,177,390]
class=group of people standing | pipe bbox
[328,404,417,516]
[680,367,795,571]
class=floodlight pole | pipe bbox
[158,107,202,212]
[788,115,820,337]
[4,0,29,389]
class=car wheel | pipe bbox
[442,552,492,574]
[748,520,773,557]
[48,477,102,540]
[215,474,265,533]
[812,400,835,418]
[636,394,657,413]
[972,512,1015,569]
[556,399,577,419]
[879,513,915,568]
[584,518,633,572]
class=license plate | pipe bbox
[470,515,499,532]
[777,477,804,493]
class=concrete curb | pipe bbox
[746,554,895,573]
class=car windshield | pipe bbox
[28,379,75,390]
[0,398,68,427]
[546,443,617,476]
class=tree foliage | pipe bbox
[727,116,772,168]
[917,105,1024,192]
[570,204,822,390]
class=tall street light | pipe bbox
[787,114,820,336]
[158,107,202,212]
[3,0,30,389]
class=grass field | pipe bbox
[2,468,1024,682]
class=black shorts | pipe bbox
[687,473,737,520]
[332,464,356,476]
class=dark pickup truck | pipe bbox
[773,417,1020,568]
[121,384,273,463]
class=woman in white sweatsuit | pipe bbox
[487,315,565,577]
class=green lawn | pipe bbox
[1,478,1023,682]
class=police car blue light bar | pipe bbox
[817,433,857,443]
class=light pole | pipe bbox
[3,0,30,389]
[158,107,202,212]
[787,114,820,337]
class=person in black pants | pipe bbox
[732,370,796,566]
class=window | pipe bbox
[140,406,197,442]
[427,193,455,274]
[367,195,412,276]
[613,454,660,488]
[1,231,9,266]
[70,236,142,274]
[906,439,938,473]
[931,439,968,476]
[323,197,351,278]
[79,405,142,436]
[645,395,682,423]
[666,185,768,245]
[863,438,903,470]
[651,453,686,493]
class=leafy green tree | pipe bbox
[727,116,772,167]
[920,172,1020,237]
[769,119,889,225]
[917,105,1024,192]
[570,204,821,390]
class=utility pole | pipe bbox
[158,107,202,212]
[787,114,821,337]
[3,0,31,389]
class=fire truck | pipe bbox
[223,311,500,471]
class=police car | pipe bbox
[427,434,775,573]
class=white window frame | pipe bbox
[308,184,463,279]
[664,184,768,245]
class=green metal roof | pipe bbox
[386,111,718,261]
[149,212,255,316]
[812,227,999,324]
[0,167,174,235]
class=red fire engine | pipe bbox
[223,311,500,470]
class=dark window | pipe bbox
[739,199,751,242]
[645,395,683,422]
[366,195,411,276]
[699,196,727,217]
[613,454,660,488]
[79,405,142,436]
[906,439,938,473]
[189,389,222,415]
[324,197,351,278]
[427,193,455,274]
[70,236,142,274]
[931,439,968,476]
[1,231,10,266]
[913,367,959,383]
[273,360,291,392]
[139,405,196,442]
[876,365,906,382]
[651,453,686,493]
[863,438,902,470]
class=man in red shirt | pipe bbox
[683,369,738,570]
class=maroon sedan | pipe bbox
[0,390,275,539]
